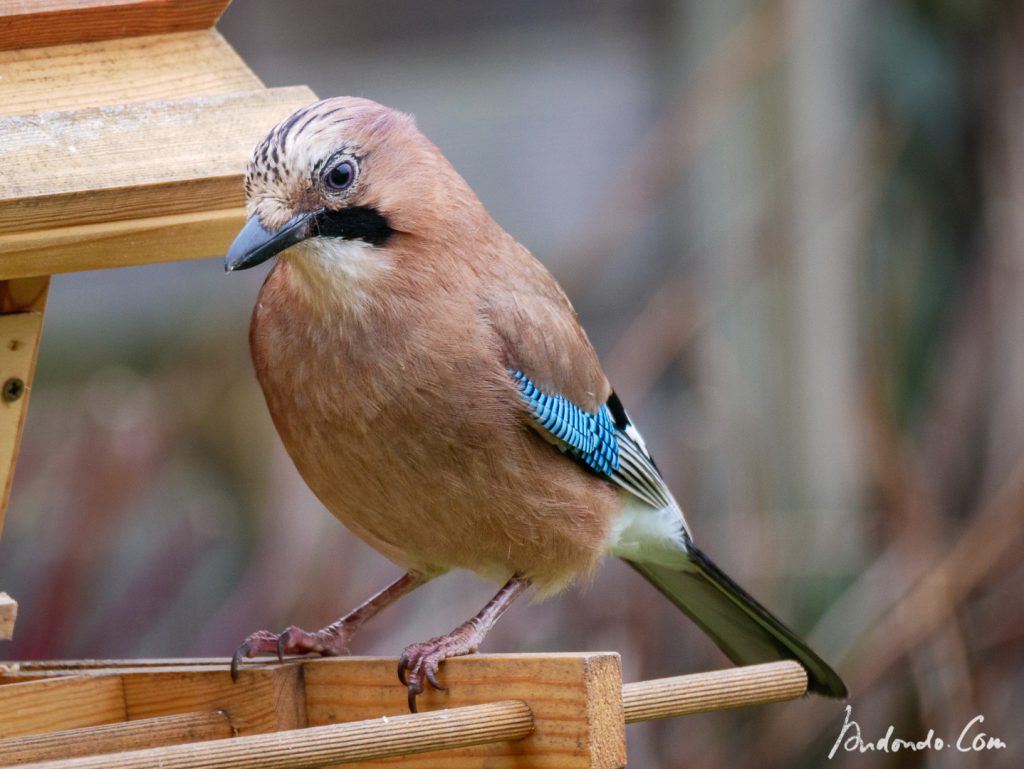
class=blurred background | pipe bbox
[2,0,1022,766]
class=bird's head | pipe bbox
[224,96,456,274]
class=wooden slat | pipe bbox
[622,661,808,722]
[0,593,16,641]
[0,710,234,766]
[0,30,263,117]
[0,280,48,537]
[121,664,307,735]
[302,654,626,769]
[0,208,244,279]
[8,658,228,672]
[0,86,316,235]
[13,701,535,769]
[0,0,232,52]
[0,675,126,738]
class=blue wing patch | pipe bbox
[510,370,620,475]
[511,370,679,512]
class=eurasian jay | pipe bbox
[225,96,847,710]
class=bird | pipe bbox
[224,96,847,711]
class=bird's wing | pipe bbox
[482,254,679,516]
[509,370,677,513]
[482,250,610,413]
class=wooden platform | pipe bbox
[0,656,808,768]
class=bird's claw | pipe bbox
[398,636,475,713]
[230,625,349,680]
[231,629,279,681]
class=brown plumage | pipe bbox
[226,97,847,709]
[248,99,616,590]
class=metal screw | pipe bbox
[2,377,25,402]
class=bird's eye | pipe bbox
[326,160,356,192]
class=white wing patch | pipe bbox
[607,493,691,567]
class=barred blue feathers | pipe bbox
[510,370,620,475]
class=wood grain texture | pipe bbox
[0,278,49,313]
[12,702,534,769]
[0,289,48,537]
[0,658,810,767]
[0,593,16,641]
[0,30,262,117]
[7,659,227,673]
[0,710,234,766]
[0,208,244,279]
[0,0,232,51]
[0,86,316,234]
[0,675,126,738]
[121,664,306,735]
[301,654,626,769]
[621,661,808,722]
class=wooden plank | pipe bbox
[0,593,16,641]
[0,1,232,52]
[0,710,233,766]
[0,30,263,117]
[0,675,126,738]
[7,658,227,672]
[121,664,307,735]
[0,281,48,537]
[0,86,316,235]
[1,663,305,737]
[302,654,626,769]
[0,208,243,279]
[11,702,535,769]
[621,661,808,722]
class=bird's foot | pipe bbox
[230,624,350,680]
[397,621,484,712]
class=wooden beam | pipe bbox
[0,676,127,738]
[0,663,304,742]
[0,593,16,642]
[0,30,263,117]
[0,208,244,280]
[121,664,306,735]
[0,277,49,537]
[302,654,626,769]
[0,86,316,236]
[0,711,234,766]
[0,1,233,52]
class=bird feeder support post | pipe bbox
[0,276,49,543]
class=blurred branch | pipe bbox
[604,110,893,406]
[852,448,1024,693]
[560,0,795,299]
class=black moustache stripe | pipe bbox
[315,206,394,246]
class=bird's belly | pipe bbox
[256,353,615,592]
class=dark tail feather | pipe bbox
[625,544,847,698]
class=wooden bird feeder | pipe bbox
[0,2,810,766]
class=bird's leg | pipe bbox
[231,571,428,680]
[398,575,529,712]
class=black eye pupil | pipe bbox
[327,162,354,191]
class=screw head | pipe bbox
[2,377,25,402]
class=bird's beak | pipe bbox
[224,212,318,272]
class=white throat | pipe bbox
[285,237,392,314]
